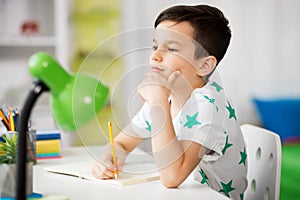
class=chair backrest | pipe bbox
[241,124,282,200]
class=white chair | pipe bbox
[241,124,282,200]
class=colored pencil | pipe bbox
[0,108,10,131]
[0,116,10,131]
[108,121,118,179]
[9,112,15,132]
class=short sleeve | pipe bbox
[131,103,152,139]
[175,90,226,159]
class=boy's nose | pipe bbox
[151,49,164,62]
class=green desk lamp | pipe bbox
[16,52,109,200]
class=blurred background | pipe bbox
[0,0,299,198]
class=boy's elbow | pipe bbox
[160,175,183,188]
[162,181,180,188]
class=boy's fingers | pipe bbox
[102,157,117,171]
[168,71,180,85]
[92,161,115,179]
[98,156,116,171]
[117,160,124,171]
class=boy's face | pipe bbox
[150,20,205,86]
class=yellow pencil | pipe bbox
[9,112,15,132]
[108,121,118,179]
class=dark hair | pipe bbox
[154,4,231,65]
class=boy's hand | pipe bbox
[92,144,126,179]
[137,70,180,105]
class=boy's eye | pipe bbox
[152,45,158,51]
[168,48,178,52]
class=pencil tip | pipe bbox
[114,173,118,179]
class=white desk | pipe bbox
[33,146,230,200]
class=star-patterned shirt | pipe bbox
[131,80,248,200]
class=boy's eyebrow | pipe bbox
[152,38,183,46]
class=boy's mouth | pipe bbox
[151,66,165,72]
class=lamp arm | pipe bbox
[16,80,49,200]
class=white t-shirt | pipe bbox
[131,80,248,200]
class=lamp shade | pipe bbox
[27,52,109,131]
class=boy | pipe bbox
[93,4,247,200]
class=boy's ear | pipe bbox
[196,56,217,77]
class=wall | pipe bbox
[1,0,299,139]
[119,0,300,125]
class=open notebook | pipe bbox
[44,161,160,186]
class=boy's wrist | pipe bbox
[147,96,169,107]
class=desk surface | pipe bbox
[33,146,230,200]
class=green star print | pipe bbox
[203,95,219,112]
[219,179,235,198]
[145,120,151,131]
[222,135,233,154]
[210,82,223,92]
[240,193,244,200]
[203,95,215,104]
[225,101,237,120]
[199,169,209,186]
[239,147,247,166]
[184,112,201,129]
[179,111,183,125]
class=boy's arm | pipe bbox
[115,108,204,188]
[150,103,206,188]
[138,71,207,188]
[114,123,144,153]
[92,123,144,179]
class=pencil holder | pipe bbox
[0,130,36,164]
[0,130,36,197]
[0,162,33,198]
